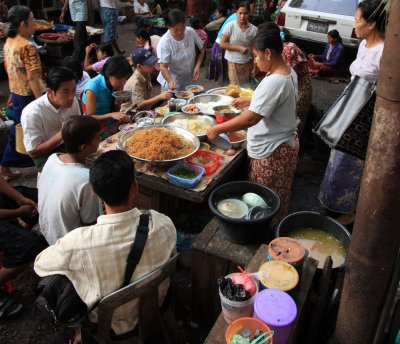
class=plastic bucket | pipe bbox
[15,124,28,155]
[225,317,273,344]
[267,237,306,271]
[219,273,259,324]
[254,289,297,344]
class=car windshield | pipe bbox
[289,0,357,16]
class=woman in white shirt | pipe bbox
[207,25,298,222]
[220,1,257,86]
[157,9,205,91]
[134,0,150,17]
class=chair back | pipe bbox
[96,253,179,343]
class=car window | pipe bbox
[289,0,357,16]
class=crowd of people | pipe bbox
[0,0,387,340]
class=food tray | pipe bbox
[167,163,205,189]
[186,150,222,175]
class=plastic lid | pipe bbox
[254,289,297,327]
[258,261,299,292]
[268,237,306,264]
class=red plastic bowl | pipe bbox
[215,113,233,124]
[186,150,222,175]
[39,33,60,41]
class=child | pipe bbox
[38,115,102,245]
[63,56,91,99]
[190,17,207,50]
[121,48,173,113]
[135,28,160,58]
[84,42,114,73]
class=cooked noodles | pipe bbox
[126,128,194,161]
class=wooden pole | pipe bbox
[334,1,400,342]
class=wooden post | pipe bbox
[334,1,400,343]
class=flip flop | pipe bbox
[2,171,22,181]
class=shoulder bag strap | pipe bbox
[122,213,150,288]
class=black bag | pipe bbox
[313,76,376,160]
[35,214,150,326]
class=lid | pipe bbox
[254,289,297,327]
[258,261,299,291]
[268,237,306,264]
[210,133,231,149]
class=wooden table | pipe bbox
[191,217,262,327]
[203,244,268,343]
[132,149,247,218]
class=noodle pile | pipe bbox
[126,128,194,161]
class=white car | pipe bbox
[277,0,361,48]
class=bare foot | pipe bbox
[336,213,355,226]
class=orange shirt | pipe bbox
[4,35,43,96]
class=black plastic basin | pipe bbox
[208,181,280,244]
[275,211,352,269]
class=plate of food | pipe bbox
[112,90,132,101]
[185,85,204,95]
[155,106,170,116]
[181,104,201,115]
[175,91,194,100]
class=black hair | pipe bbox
[217,6,228,18]
[252,24,283,54]
[46,67,77,91]
[62,115,101,154]
[7,5,31,38]
[235,1,251,10]
[190,17,202,30]
[98,43,114,57]
[358,0,386,35]
[90,150,136,206]
[163,9,185,27]
[282,28,292,43]
[63,56,83,80]
[102,56,133,78]
[328,29,342,44]
[136,28,152,50]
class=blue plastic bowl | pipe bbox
[55,24,71,32]
[167,163,205,189]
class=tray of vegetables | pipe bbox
[167,163,205,189]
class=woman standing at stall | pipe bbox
[1,6,43,180]
[82,56,131,139]
[220,1,257,86]
[157,9,205,91]
[207,26,298,222]
[319,0,386,225]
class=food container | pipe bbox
[206,87,226,95]
[174,90,194,100]
[181,104,201,115]
[186,150,222,175]
[227,131,247,149]
[155,106,169,117]
[118,125,200,168]
[168,98,187,112]
[167,163,205,189]
[213,105,242,119]
[185,85,204,95]
[254,289,297,344]
[268,237,306,271]
[219,273,259,324]
[136,117,154,127]
[258,261,299,296]
[118,123,136,132]
[225,318,273,344]
[112,90,132,102]
[161,114,216,141]
[54,24,72,32]
[189,94,234,115]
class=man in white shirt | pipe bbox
[21,67,81,172]
[35,150,177,336]
[38,115,101,245]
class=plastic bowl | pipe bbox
[167,162,205,189]
[225,317,273,344]
[54,24,71,32]
[186,150,222,175]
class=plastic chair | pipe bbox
[81,253,179,344]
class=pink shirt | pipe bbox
[195,29,207,48]
[92,56,110,73]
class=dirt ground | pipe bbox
[0,18,347,344]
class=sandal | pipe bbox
[0,294,24,320]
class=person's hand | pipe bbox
[239,46,249,54]
[16,204,37,218]
[160,90,173,101]
[85,43,96,54]
[168,80,177,91]
[232,97,251,109]
[193,66,200,81]
[110,112,130,122]
[207,126,220,142]
[16,196,37,209]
